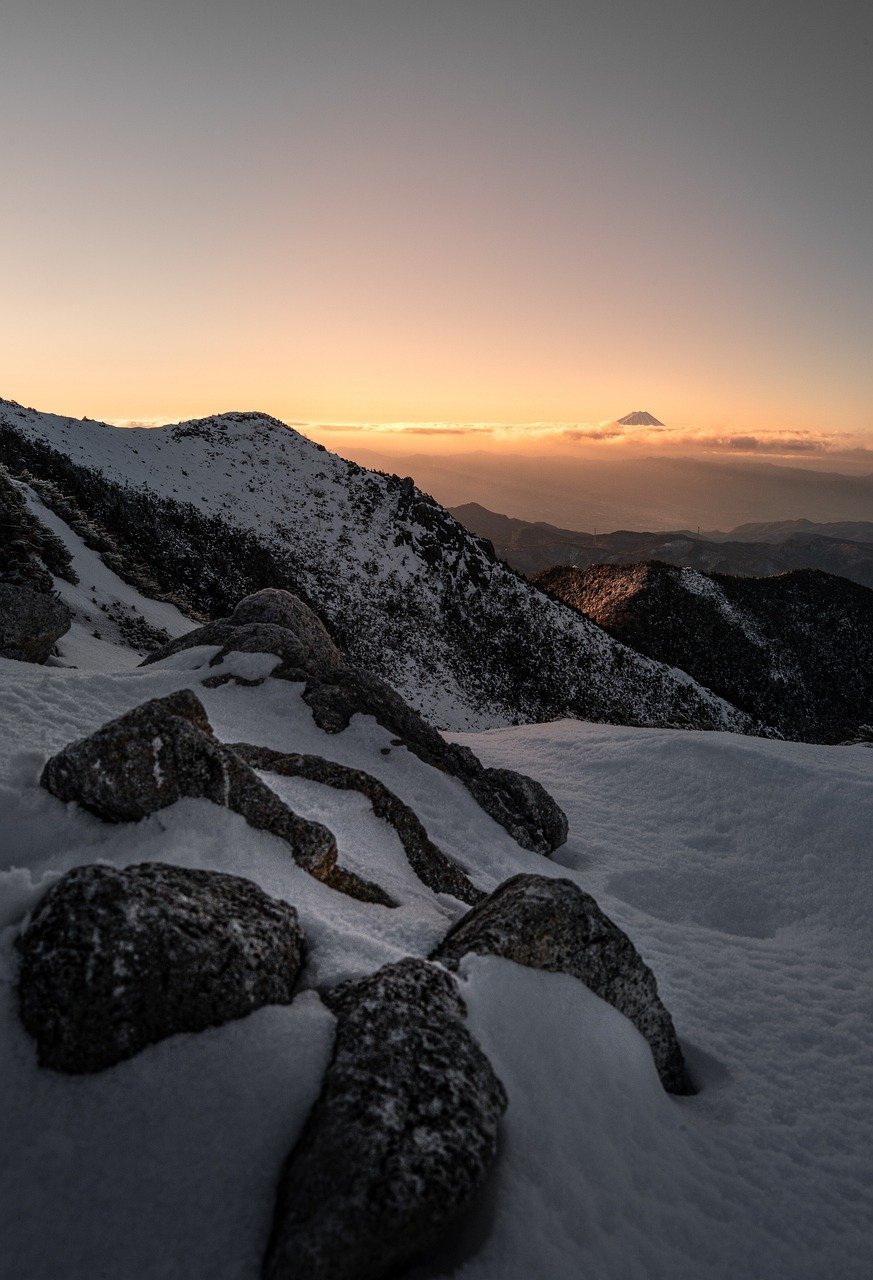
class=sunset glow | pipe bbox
[1,2,870,458]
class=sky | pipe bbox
[1,1,871,465]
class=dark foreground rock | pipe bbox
[17,862,305,1073]
[142,588,342,678]
[303,666,569,857]
[0,582,71,662]
[265,959,507,1280]
[143,587,568,857]
[41,689,393,905]
[432,874,694,1095]
[232,744,484,905]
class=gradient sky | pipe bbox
[1,1,871,452]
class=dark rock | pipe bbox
[41,690,394,906]
[432,874,694,1095]
[231,743,484,905]
[0,582,71,662]
[537,561,873,744]
[141,588,341,678]
[265,959,507,1280]
[464,766,569,857]
[303,667,568,857]
[17,862,305,1073]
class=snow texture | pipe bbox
[0,447,870,1279]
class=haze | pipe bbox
[1,0,872,465]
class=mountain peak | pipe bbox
[618,410,664,426]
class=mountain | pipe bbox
[2,583,871,1277]
[617,409,664,426]
[0,566,870,1276]
[535,561,873,743]
[352,448,873,532]
[450,502,873,589]
[709,518,873,545]
[0,399,752,735]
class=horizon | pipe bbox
[2,2,871,453]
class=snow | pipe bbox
[16,480,194,671]
[0,401,752,734]
[0,477,870,1277]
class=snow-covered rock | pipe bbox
[17,862,306,1073]
[433,873,693,1094]
[265,958,507,1280]
[143,587,343,678]
[232,744,484,906]
[0,582,71,663]
[40,689,392,905]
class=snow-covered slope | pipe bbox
[1,645,870,1278]
[0,399,755,734]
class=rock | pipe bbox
[17,862,305,1073]
[231,743,484,905]
[265,959,507,1280]
[141,588,341,677]
[464,766,569,857]
[147,588,569,857]
[0,582,71,662]
[432,874,694,1095]
[303,668,569,857]
[41,690,394,906]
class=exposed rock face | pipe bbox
[0,582,71,663]
[265,959,507,1280]
[142,588,342,678]
[303,667,569,856]
[41,690,393,905]
[538,561,873,743]
[147,589,569,857]
[432,874,693,1095]
[17,862,305,1073]
[231,743,484,906]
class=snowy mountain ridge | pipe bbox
[0,399,756,735]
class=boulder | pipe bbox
[231,743,484,905]
[304,668,568,857]
[464,766,569,857]
[141,588,341,677]
[432,874,694,1095]
[146,589,569,857]
[0,582,71,662]
[17,862,305,1073]
[41,690,394,905]
[265,959,507,1280]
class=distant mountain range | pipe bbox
[450,502,873,590]
[351,448,873,532]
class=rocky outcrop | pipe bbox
[17,862,305,1073]
[0,582,71,663]
[432,874,693,1095]
[231,743,484,905]
[538,561,873,743]
[144,589,569,857]
[40,690,393,905]
[142,588,342,678]
[302,666,569,856]
[265,959,507,1280]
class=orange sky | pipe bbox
[1,3,871,461]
